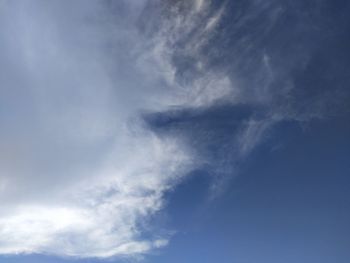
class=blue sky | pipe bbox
[0,0,349,262]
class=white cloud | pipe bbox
[0,0,195,258]
[0,0,276,259]
[237,118,275,156]
[136,0,233,109]
[0,129,191,257]
[194,0,206,13]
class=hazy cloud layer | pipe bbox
[0,0,192,257]
[0,0,225,258]
[0,0,347,259]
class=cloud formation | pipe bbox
[0,0,196,258]
[1,0,346,259]
[0,0,239,258]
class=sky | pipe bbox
[0,0,349,262]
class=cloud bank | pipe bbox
[0,0,189,258]
[0,0,347,259]
[0,0,229,258]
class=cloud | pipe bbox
[1,0,343,259]
[0,0,196,258]
[0,0,281,257]
[0,0,241,258]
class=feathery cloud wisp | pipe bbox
[0,0,330,258]
[0,0,196,258]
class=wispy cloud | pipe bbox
[0,0,342,259]
[0,0,195,258]
[0,0,281,258]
